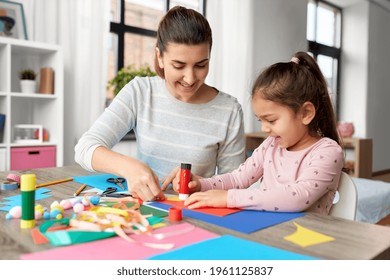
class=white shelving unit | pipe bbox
[0,37,63,171]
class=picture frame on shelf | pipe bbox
[13,124,43,144]
[0,0,28,40]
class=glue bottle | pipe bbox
[179,163,191,200]
[20,174,36,229]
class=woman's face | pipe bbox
[156,42,210,103]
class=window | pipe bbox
[307,0,341,114]
[107,0,206,100]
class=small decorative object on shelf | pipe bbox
[39,67,54,94]
[19,68,37,93]
[337,121,354,138]
[13,124,43,144]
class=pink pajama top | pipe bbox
[199,136,344,214]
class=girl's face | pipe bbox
[252,94,318,151]
[156,42,210,103]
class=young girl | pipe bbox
[179,52,344,214]
[74,6,245,202]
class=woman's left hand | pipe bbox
[184,190,228,209]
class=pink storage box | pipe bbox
[11,146,56,170]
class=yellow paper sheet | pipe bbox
[284,222,335,247]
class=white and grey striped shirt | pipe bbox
[75,76,245,180]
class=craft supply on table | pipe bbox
[168,207,182,222]
[20,174,36,229]
[6,173,21,184]
[36,177,73,188]
[106,177,126,190]
[1,181,19,190]
[73,184,87,196]
[179,163,191,200]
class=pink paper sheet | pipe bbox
[21,222,218,260]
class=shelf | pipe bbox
[10,93,57,99]
[0,37,64,171]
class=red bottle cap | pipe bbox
[168,207,182,222]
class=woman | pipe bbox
[75,6,245,201]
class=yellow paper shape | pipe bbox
[152,222,166,229]
[167,195,181,201]
[284,222,335,247]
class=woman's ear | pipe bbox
[301,102,316,125]
[155,47,164,68]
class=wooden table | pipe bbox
[1,165,390,260]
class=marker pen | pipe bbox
[179,163,191,200]
[20,174,36,229]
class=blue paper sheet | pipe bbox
[73,173,128,191]
[0,188,52,212]
[149,235,318,260]
[149,201,303,234]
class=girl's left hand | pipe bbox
[184,190,228,209]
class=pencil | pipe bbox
[73,184,87,196]
[36,177,73,188]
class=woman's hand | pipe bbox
[184,189,228,209]
[161,166,202,194]
[91,146,164,202]
[124,160,165,202]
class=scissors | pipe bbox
[106,177,126,191]
[101,187,132,198]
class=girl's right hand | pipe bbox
[161,167,202,194]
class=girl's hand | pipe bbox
[184,190,228,209]
[161,166,180,191]
[161,166,202,194]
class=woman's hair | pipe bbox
[251,51,340,144]
[154,6,212,78]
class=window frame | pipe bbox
[110,0,206,72]
[307,0,342,116]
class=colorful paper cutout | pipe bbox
[284,222,335,247]
[73,173,128,191]
[21,222,219,260]
[150,201,304,234]
[149,235,319,260]
[31,225,72,245]
[159,196,241,217]
[0,188,52,212]
[40,218,117,246]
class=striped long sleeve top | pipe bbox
[74,76,245,180]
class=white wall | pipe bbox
[251,0,308,132]
[341,1,390,171]
[209,0,390,173]
[339,2,369,137]
[207,0,307,133]
[366,2,390,171]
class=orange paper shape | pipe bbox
[160,196,241,217]
[31,225,71,244]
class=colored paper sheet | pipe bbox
[160,196,241,217]
[101,202,168,218]
[73,173,128,191]
[21,222,219,260]
[150,201,304,234]
[284,222,335,247]
[0,188,52,212]
[31,225,72,245]
[149,235,319,260]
